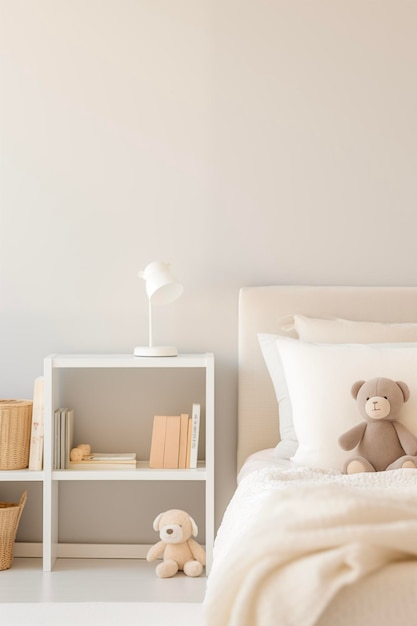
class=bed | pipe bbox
[204,286,417,626]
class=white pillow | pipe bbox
[261,316,417,460]
[276,336,417,471]
[258,317,297,459]
[294,315,417,343]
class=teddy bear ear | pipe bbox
[351,380,366,399]
[188,515,198,537]
[396,380,410,403]
[152,512,164,531]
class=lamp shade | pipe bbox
[140,261,183,305]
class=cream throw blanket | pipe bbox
[204,466,417,626]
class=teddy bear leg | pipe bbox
[387,455,417,470]
[344,456,375,474]
[183,560,203,577]
[155,559,179,578]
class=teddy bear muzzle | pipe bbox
[365,396,390,420]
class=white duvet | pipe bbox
[204,463,417,626]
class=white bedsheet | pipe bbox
[205,457,417,626]
[236,448,291,482]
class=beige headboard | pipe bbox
[237,285,417,471]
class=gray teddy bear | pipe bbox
[338,377,417,474]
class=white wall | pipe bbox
[1,1,417,531]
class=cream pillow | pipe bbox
[276,337,417,471]
[294,315,417,343]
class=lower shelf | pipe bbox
[15,542,153,559]
[15,542,210,573]
[0,558,207,604]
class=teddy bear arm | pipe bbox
[187,538,206,565]
[393,422,417,455]
[338,422,367,451]
[146,540,166,562]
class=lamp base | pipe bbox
[134,346,178,357]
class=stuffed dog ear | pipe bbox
[152,512,164,531]
[188,515,198,537]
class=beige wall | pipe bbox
[1,1,417,532]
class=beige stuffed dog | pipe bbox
[146,509,206,578]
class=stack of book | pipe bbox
[149,403,200,469]
[68,452,137,470]
[54,407,75,469]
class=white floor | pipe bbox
[0,558,206,626]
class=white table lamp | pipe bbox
[134,261,183,357]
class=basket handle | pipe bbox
[19,491,27,508]
[16,490,28,527]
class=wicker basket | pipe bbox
[0,491,27,570]
[0,400,32,470]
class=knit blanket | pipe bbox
[204,466,417,626]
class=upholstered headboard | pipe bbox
[237,285,417,471]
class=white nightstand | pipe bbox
[38,352,214,581]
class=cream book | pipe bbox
[163,416,181,469]
[65,409,75,469]
[69,452,137,470]
[178,413,189,469]
[28,376,44,471]
[189,403,200,469]
[68,462,136,470]
[85,453,136,461]
[149,415,167,468]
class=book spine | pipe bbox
[54,409,62,470]
[178,413,189,469]
[186,416,192,468]
[65,409,74,469]
[68,462,137,470]
[163,416,181,469]
[86,453,136,461]
[28,376,45,471]
[189,403,200,469]
[149,415,167,469]
[60,409,67,470]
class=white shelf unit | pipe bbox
[0,470,44,482]
[42,352,215,575]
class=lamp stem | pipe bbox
[148,299,153,348]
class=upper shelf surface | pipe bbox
[45,354,214,369]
